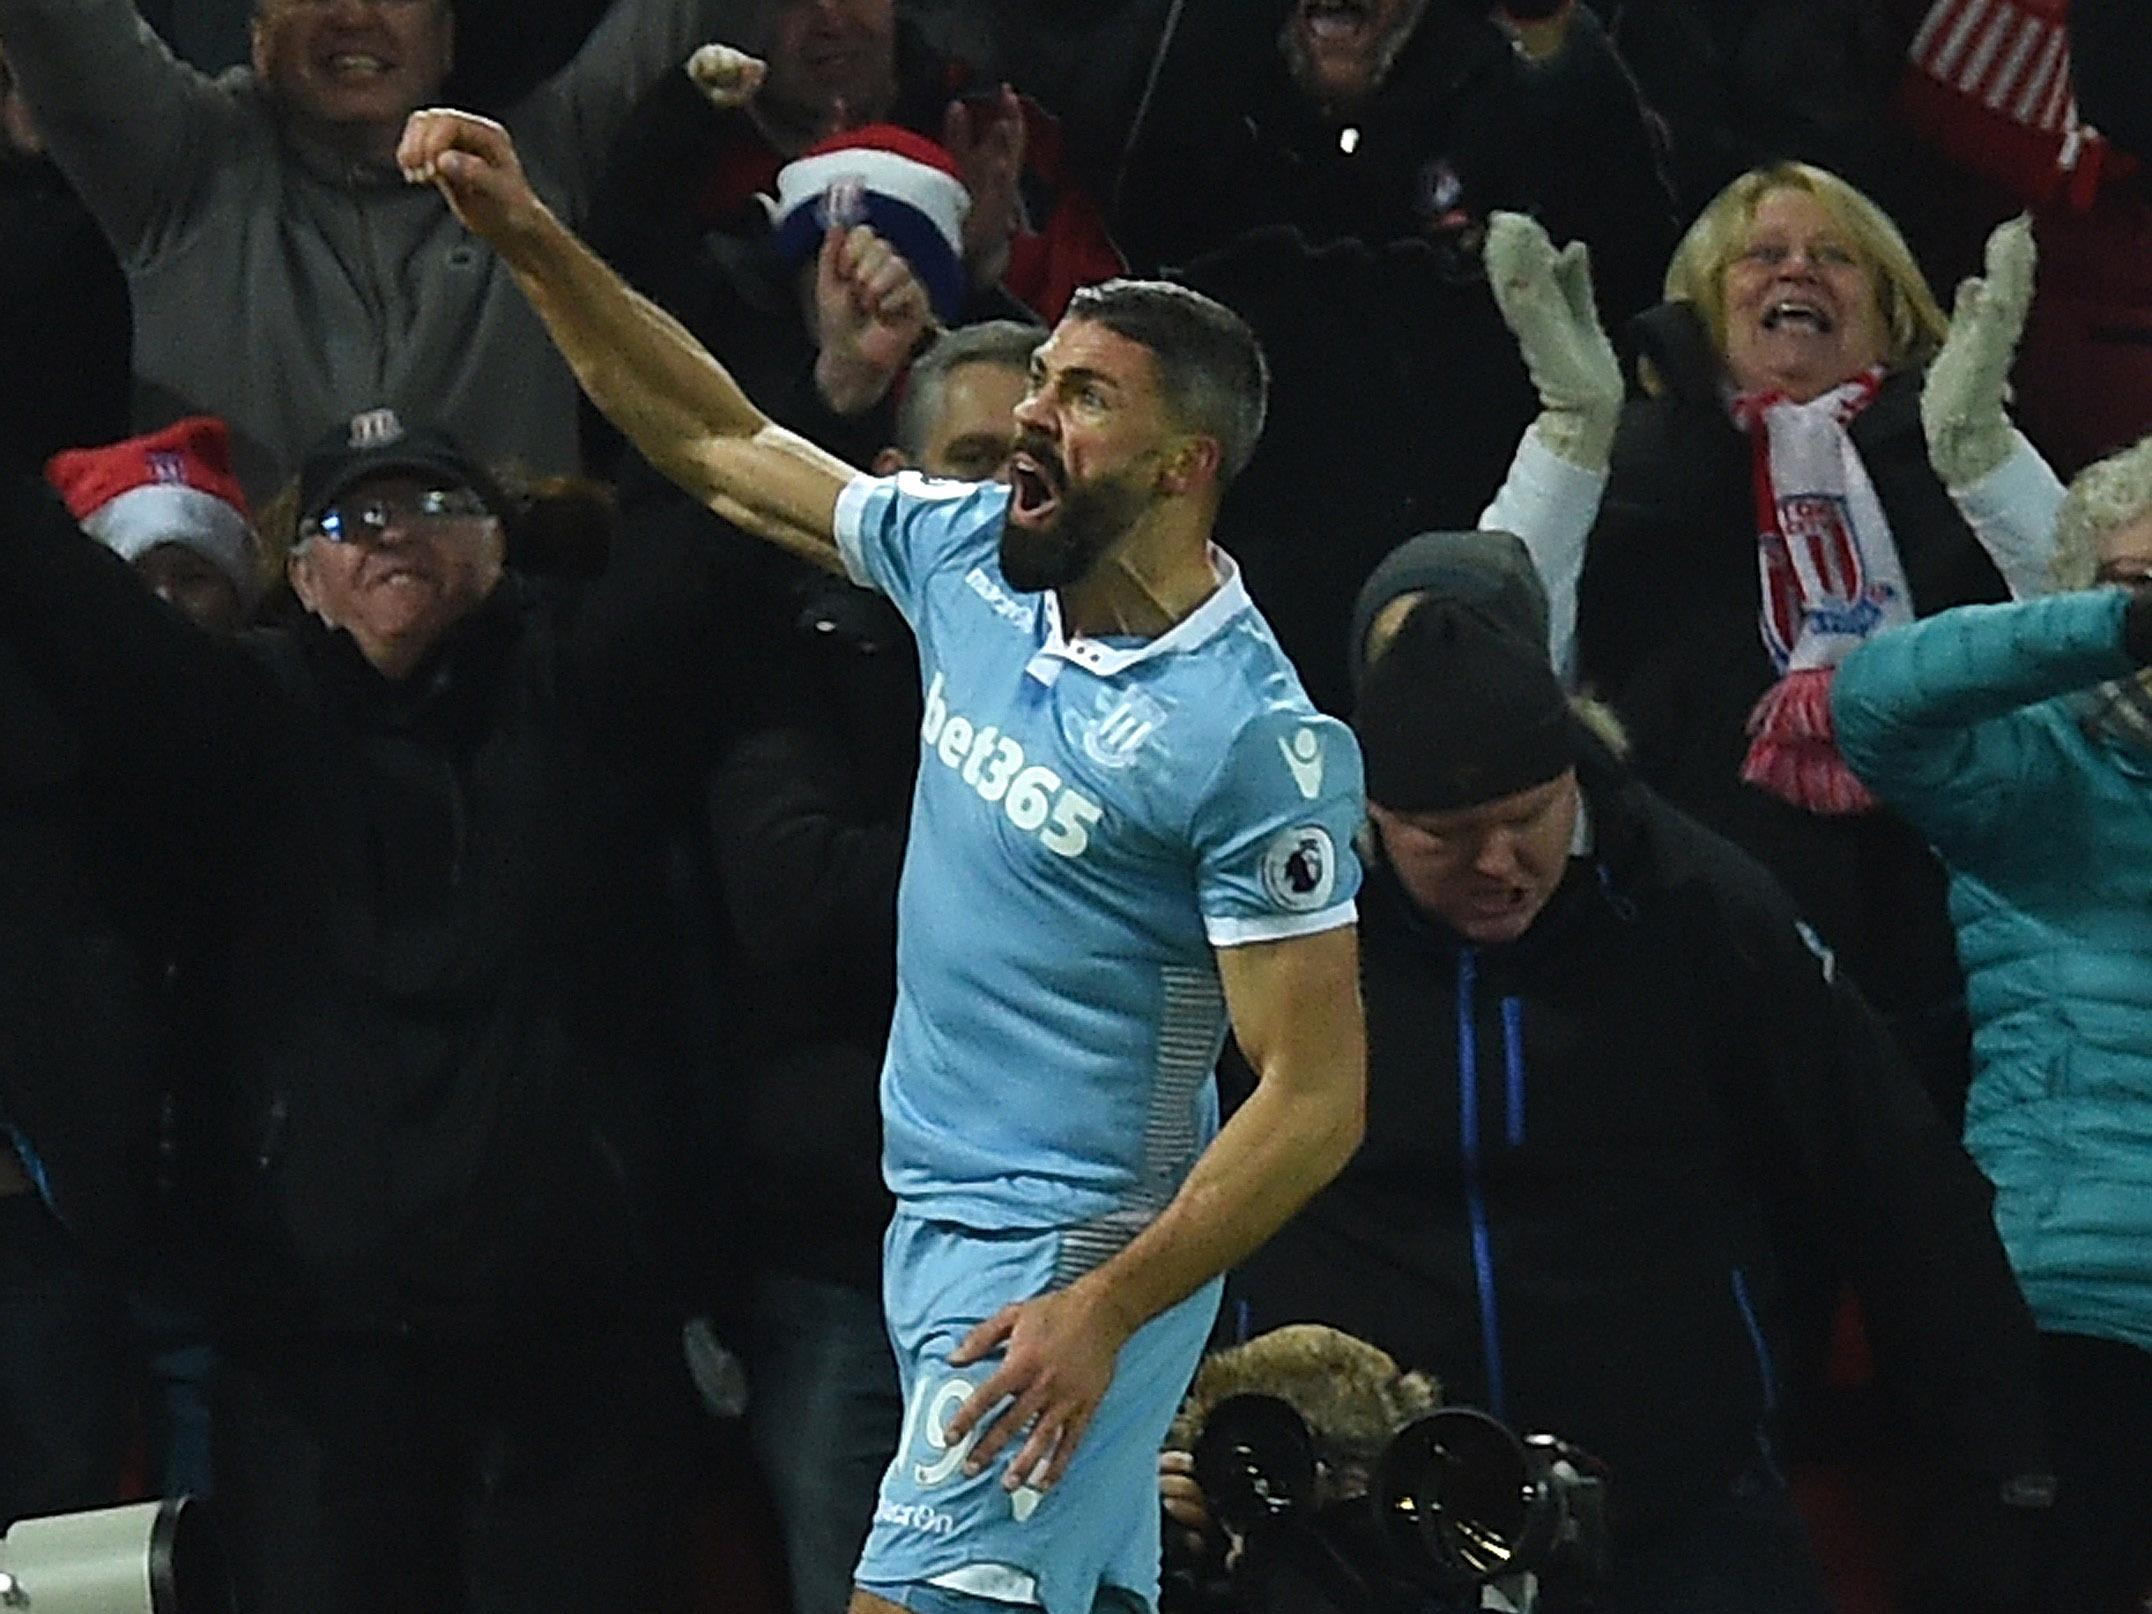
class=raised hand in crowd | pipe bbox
[1916,212,2065,600]
[1469,210,1626,678]
[686,40,765,112]
[812,221,936,415]
[687,39,852,152]
[1922,213,2042,491]
[942,82,1024,290]
[1483,210,1624,472]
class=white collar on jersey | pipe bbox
[1026,545,1249,685]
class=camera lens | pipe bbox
[1191,1393,1319,1534]
[1375,1407,1535,1583]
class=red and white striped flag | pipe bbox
[1895,0,2133,207]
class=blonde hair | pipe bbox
[1664,162,1949,374]
[2051,433,2152,590]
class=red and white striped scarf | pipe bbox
[1730,368,1909,815]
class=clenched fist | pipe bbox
[813,223,936,414]
[397,107,549,251]
[687,44,765,112]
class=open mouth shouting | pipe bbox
[1006,439,1066,532]
[1299,0,1378,45]
[1760,298,1835,335]
[1284,0,1417,107]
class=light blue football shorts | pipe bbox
[854,1207,1221,1614]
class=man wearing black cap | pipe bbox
[1209,533,2058,1612]
[283,408,515,677]
[0,406,735,1611]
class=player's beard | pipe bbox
[998,437,1153,594]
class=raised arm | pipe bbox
[1831,588,2145,851]
[506,0,734,219]
[398,106,854,572]
[581,46,757,305]
[0,0,237,259]
[1921,216,2064,598]
[0,472,272,807]
[1479,212,1624,682]
[941,924,1367,1491]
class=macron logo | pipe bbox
[965,567,1031,629]
[875,1498,957,1537]
[1279,727,1324,800]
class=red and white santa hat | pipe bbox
[45,416,260,603]
[765,124,972,321]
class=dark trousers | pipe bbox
[0,1191,215,1522]
[742,1270,903,1614]
[0,1193,136,1523]
[214,1316,698,1614]
[2035,1330,2152,1613]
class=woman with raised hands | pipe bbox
[1472,164,2059,1124]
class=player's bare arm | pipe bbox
[944,924,1367,1491]
[395,106,855,574]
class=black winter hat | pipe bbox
[1354,595,1576,812]
[1347,528,1551,697]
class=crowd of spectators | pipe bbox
[0,0,2147,1612]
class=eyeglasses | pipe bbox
[1735,242,1861,272]
[300,488,491,544]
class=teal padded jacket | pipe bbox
[1835,589,2151,1353]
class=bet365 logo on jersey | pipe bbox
[922,672,1104,858]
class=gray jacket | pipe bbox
[0,0,725,499]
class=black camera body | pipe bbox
[1181,1393,1609,1614]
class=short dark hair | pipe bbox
[895,319,1044,462]
[1062,279,1269,483]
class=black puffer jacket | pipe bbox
[1238,739,2045,1539]
[1575,303,2008,1097]
[0,473,730,1340]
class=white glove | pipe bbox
[686,43,765,111]
[1923,213,2037,488]
[1484,211,1624,472]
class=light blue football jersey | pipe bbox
[834,473,1364,1238]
